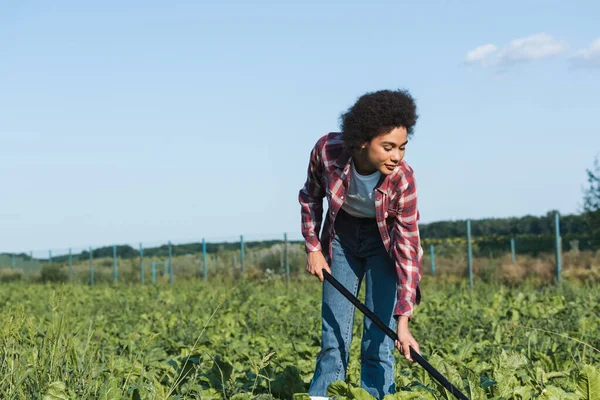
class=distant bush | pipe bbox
[0,268,23,283]
[40,265,68,283]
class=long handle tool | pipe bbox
[322,270,469,400]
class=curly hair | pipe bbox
[339,89,418,154]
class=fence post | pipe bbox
[430,244,435,275]
[68,248,72,281]
[168,241,173,284]
[510,238,516,264]
[140,243,144,284]
[11,254,15,269]
[113,245,118,283]
[49,250,53,263]
[202,238,207,281]
[164,259,168,277]
[89,247,94,286]
[240,235,245,277]
[467,220,473,289]
[152,261,157,284]
[555,212,562,285]
[284,233,290,287]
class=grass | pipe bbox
[0,275,598,399]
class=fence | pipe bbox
[1,212,599,286]
[0,232,306,285]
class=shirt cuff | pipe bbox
[394,299,414,320]
[304,237,322,253]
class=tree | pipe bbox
[583,156,600,234]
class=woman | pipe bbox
[298,89,423,398]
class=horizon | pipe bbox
[1,208,585,257]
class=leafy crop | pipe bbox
[0,278,598,399]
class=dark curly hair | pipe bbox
[340,89,418,154]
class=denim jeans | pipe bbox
[308,209,398,399]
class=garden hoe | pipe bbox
[322,270,469,400]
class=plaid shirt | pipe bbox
[298,132,423,318]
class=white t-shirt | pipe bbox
[341,160,381,218]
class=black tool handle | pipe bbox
[322,270,469,400]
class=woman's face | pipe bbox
[355,126,408,175]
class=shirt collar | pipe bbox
[375,173,391,194]
[333,148,391,195]
[333,150,351,170]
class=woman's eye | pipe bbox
[400,147,406,151]
[383,147,392,151]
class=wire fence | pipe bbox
[1,212,599,286]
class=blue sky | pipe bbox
[1,1,599,253]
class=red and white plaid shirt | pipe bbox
[299,132,423,318]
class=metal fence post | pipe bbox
[240,235,245,277]
[113,245,118,283]
[555,212,562,284]
[430,244,435,275]
[89,247,94,286]
[140,243,144,284]
[168,241,173,284]
[510,238,516,264]
[152,261,157,284]
[68,248,72,281]
[284,233,290,287]
[202,238,207,281]
[467,220,473,289]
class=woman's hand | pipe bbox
[306,251,332,282]
[394,316,420,362]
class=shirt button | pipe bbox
[384,212,388,218]
[331,211,335,216]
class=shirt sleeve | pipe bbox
[391,172,423,319]
[298,139,326,253]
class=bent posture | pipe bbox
[298,89,424,398]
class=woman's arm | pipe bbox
[298,140,327,253]
[391,171,423,320]
[391,171,424,361]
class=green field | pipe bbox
[0,277,598,400]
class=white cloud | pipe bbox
[465,44,497,66]
[570,38,600,69]
[499,33,568,63]
[465,33,568,68]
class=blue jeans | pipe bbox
[308,209,398,399]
